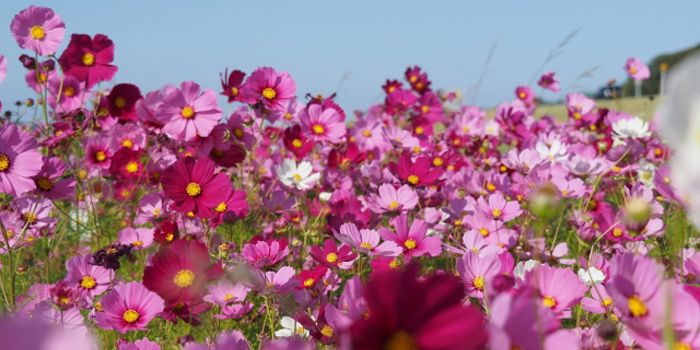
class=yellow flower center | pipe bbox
[82,53,95,66]
[613,228,623,237]
[173,269,195,288]
[123,309,140,323]
[95,150,107,162]
[132,240,143,247]
[543,296,556,308]
[664,177,671,184]
[479,228,489,237]
[262,87,277,100]
[389,201,399,210]
[433,158,444,166]
[122,139,133,148]
[675,343,692,350]
[284,112,292,120]
[186,183,201,197]
[181,106,195,119]
[454,219,463,226]
[404,239,417,250]
[296,326,306,335]
[37,177,53,191]
[292,139,302,148]
[303,278,315,287]
[95,302,103,312]
[223,294,235,300]
[293,174,302,181]
[23,212,37,225]
[81,276,97,289]
[519,92,526,99]
[628,295,647,317]
[231,87,239,96]
[486,183,496,192]
[326,253,338,263]
[321,325,334,337]
[573,112,582,120]
[415,126,424,134]
[407,175,419,185]
[385,330,417,350]
[473,276,485,291]
[492,208,502,217]
[313,124,325,134]
[233,127,244,138]
[64,86,76,97]
[30,25,45,39]
[115,97,126,109]
[125,162,139,173]
[166,233,174,242]
[602,298,613,307]
[360,242,372,250]
[0,154,9,172]
[211,202,226,213]
[629,67,637,74]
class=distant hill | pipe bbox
[622,43,700,96]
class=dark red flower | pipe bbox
[109,148,143,181]
[294,265,328,290]
[309,239,357,268]
[388,152,443,187]
[59,33,118,89]
[220,68,246,103]
[350,263,488,350]
[283,125,313,158]
[107,83,142,122]
[327,142,366,170]
[143,239,224,303]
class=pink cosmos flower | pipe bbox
[515,86,535,103]
[31,157,75,200]
[501,148,549,174]
[241,67,296,110]
[203,279,250,305]
[118,338,161,350]
[0,55,6,85]
[457,250,502,299]
[334,223,402,257]
[298,104,346,144]
[243,266,299,296]
[158,81,223,142]
[476,193,522,222]
[367,183,418,213]
[565,93,595,121]
[59,33,118,89]
[117,227,154,251]
[388,152,443,187]
[378,214,442,259]
[385,89,417,115]
[95,281,165,334]
[0,124,43,197]
[537,71,561,93]
[241,238,290,268]
[210,188,249,226]
[10,6,65,56]
[85,137,113,170]
[309,239,358,269]
[625,57,651,81]
[523,264,587,317]
[64,254,111,300]
[12,195,57,229]
[48,75,85,113]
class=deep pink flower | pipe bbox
[294,265,328,290]
[211,188,249,226]
[59,33,118,89]
[31,157,75,199]
[298,104,346,144]
[385,89,418,115]
[388,152,443,187]
[96,282,164,334]
[220,68,246,103]
[350,263,488,350]
[241,67,296,110]
[309,239,358,269]
[158,81,223,142]
[143,239,224,303]
[85,136,113,170]
[625,57,651,80]
[241,238,289,268]
[378,214,442,259]
[10,6,65,56]
[160,157,232,218]
[0,124,43,197]
[523,264,587,317]
[537,71,560,93]
[0,55,6,85]
[515,86,535,103]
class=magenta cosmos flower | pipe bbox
[158,81,223,142]
[241,238,289,268]
[625,57,650,81]
[143,239,224,303]
[388,152,443,187]
[95,281,164,334]
[309,239,358,269]
[0,124,43,197]
[298,104,346,144]
[10,6,65,56]
[537,71,560,93]
[241,67,296,111]
[160,157,232,218]
[59,34,118,89]
[31,157,75,200]
[378,214,442,259]
[457,250,503,299]
[350,263,488,350]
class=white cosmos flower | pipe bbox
[276,159,321,190]
[636,159,656,188]
[577,267,606,286]
[612,116,651,139]
[535,139,568,163]
[275,316,309,337]
[513,259,541,280]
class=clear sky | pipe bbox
[1,1,699,115]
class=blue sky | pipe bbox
[1,1,699,115]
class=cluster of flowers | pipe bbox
[1,5,698,350]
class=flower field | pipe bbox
[2,5,700,350]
